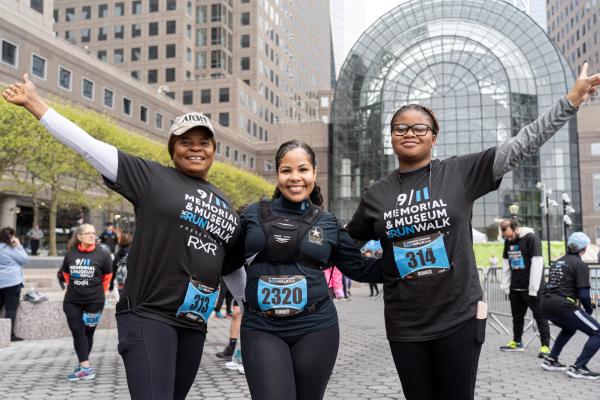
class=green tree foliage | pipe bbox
[0,97,273,254]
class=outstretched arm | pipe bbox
[2,74,118,182]
[493,63,600,180]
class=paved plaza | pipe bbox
[0,285,598,400]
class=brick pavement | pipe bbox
[0,285,597,399]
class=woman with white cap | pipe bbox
[3,75,246,399]
[540,231,600,380]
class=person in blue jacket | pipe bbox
[0,227,29,341]
[233,140,382,400]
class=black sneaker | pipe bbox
[541,356,567,371]
[216,343,235,359]
[566,365,600,380]
[10,335,24,342]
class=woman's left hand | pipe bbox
[566,62,600,107]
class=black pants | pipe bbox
[30,239,39,256]
[215,289,233,314]
[117,312,206,400]
[541,294,600,368]
[369,283,379,296]
[63,301,104,362]
[389,317,485,400]
[241,323,340,400]
[0,284,22,337]
[509,290,551,346]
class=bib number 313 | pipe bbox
[176,279,219,325]
[258,275,307,318]
[393,233,450,279]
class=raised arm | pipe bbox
[2,74,118,182]
[493,63,600,181]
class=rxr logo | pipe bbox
[187,235,217,255]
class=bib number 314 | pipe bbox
[176,279,219,325]
[393,233,451,279]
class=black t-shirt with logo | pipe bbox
[502,232,543,290]
[239,197,382,336]
[61,246,113,304]
[544,253,590,298]
[346,148,501,342]
[104,151,242,331]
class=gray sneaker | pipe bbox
[566,366,600,380]
[541,356,567,371]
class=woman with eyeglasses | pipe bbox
[345,63,600,400]
[60,224,113,382]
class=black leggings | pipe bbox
[0,284,22,337]
[63,301,104,362]
[116,312,206,400]
[509,290,551,345]
[241,323,340,400]
[389,317,485,400]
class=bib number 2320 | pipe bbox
[176,279,219,324]
[393,233,450,279]
[258,275,307,318]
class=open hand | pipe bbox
[566,62,600,107]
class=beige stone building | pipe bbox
[547,0,600,244]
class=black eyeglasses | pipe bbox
[391,124,432,136]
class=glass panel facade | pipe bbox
[331,0,579,240]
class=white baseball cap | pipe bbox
[169,112,215,137]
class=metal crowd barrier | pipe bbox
[481,265,600,348]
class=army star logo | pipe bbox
[308,227,323,245]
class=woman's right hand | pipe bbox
[10,237,21,248]
[1,74,49,119]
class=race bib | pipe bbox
[257,275,307,318]
[393,233,451,279]
[176,279,219,325]
[508,250,525,270]
[82,311,102,327]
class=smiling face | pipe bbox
[276,148,317,203]
[77,228,97,246]
[171,127,215,179]
[391,108,437,170]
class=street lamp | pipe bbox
[537,182,558,264]
[561,193,575,253]
[508,203,519,221]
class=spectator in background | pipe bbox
[110,233,133,296]
[0,227,29,341]
[324,266,344,301]
[26,224,44,256]
[99,222,118,255]
[364,250,380,297]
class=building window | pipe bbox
[114,49,124,63]
[196,29,207,46]
[97,50,107,61]
[82,6,91,19]
[211,50,222,68]
[140,106,148,123]
[264,160,274,171]
[132,24,142,38]
[216,142,221,155]
[148,69,158,83]
[148,46,158,60]
[149,0,159,12]
[1,40,17,67]
[30,0,43,13]
[183,90,193,105]
[132,1,142,15]
[82,78,94,100]
[103,88,114,108]
[165,68,176,82]
[219,88,230,103]
[115,2,124,16]
[201,89,211,104]
[131,47,141,61]
[166,20,176,34]
[241,34,250,48]
[81,28,91,43]
[54,67,71,91]
[250,157,255,169]
[211,27,222,45]
[240,57,250,70]
[233,150,238,162]
[211,4,222,21]
[219,112,230,127]
[53,9,59,23]
[31,54,46,79]
[66,7,75,21]
[592,143,600,156]
[155,113,163,129]
[595,175,600,211]
[166,44,176,58]
[131,71,139,80]
[149,22,159,36]
[225,146,230,158]
[187,24,192,39]
[196,5,207,23]
[99,4,108,18]
[167,0,177,11]
[123,97,132,116]
[115,25,124,39]
[166,92,175,100]
[196,51,206,69]
[98,27,108,41]
[241,12,250,25]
